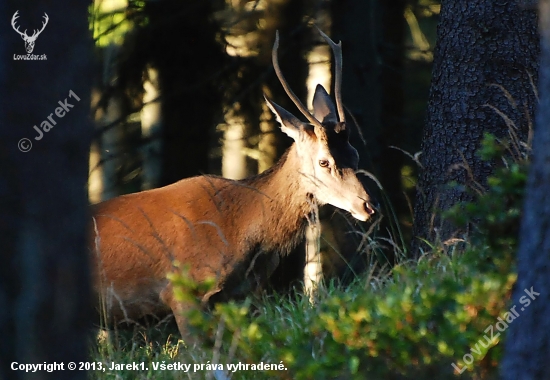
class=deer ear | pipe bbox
[264,95,314,141]
[313,84,337,124]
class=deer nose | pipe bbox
[364,202,376,216]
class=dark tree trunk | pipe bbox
[329,0,382,277]
[143,0,226,185]
[329,0,406,268]
[332,0,382,188]
[0,1,93,379]
[377,0,407,232]
[500,2,550,378]
[412,1,539,256]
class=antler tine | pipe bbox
[316,27,345,124]
[34,13,49,37]
[11,11,26,37]
[272,31,323,128]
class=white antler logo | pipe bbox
[11,11,49,54]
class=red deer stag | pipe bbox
[91,30,375,338]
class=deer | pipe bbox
[11,11,49,54]
[90,29,375,339]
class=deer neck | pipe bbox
[241,144,314,255]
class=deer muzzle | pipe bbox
[349,199,376,221]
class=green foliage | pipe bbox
[90,0,135,47]
[177,251,515,379]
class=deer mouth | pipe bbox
[350,201,375,221]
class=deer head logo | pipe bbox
[11,11,49,54]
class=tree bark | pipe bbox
[0,1,92,378]
[500,2,550,378]
[412,1,539,256]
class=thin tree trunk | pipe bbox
[141,67,162,190]
[0,1,93,379]
[500,1,550,378]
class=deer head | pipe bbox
[265,30,375,221]
[11,11,49,54]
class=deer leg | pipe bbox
[160,282,224,344]
[159,283,198,344]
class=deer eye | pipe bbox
[319,159,330,168]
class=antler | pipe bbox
[31,13,49,38]
[11,11,27,38]
[316,27,345,124]
[272,31,323,128]
[11,11,48,39]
